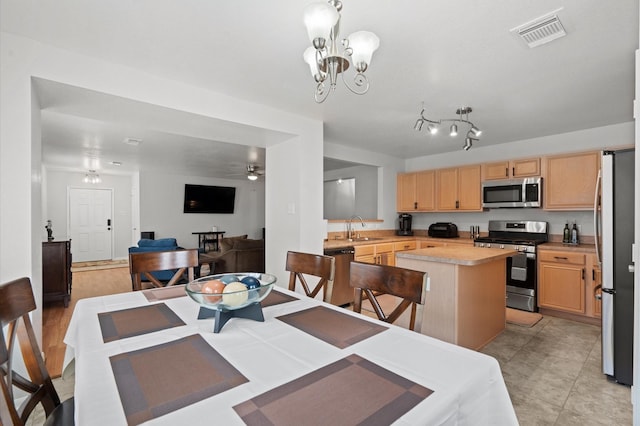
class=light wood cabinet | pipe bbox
[354,242,396,266]
[394,241,416,252]
[435,165,482,211]
[538,250,586,314]
[587,254,602,318]
[482,158,540,180]
[419,240,446,249]
[397,170,435,212]
[543,151,600,210]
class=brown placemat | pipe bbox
[234,354,433,425]
[98,303,186,343]
[276,306,388,349]
[142,285,187,302]
[111,334,248,425]
[261,289,298,307]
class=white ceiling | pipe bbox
[2,0,638,179]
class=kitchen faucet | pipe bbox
[347,215,366,240]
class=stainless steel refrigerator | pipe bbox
[595,149,635,385]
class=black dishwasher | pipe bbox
[323,247,355,307]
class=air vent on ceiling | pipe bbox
[512,12,567,48]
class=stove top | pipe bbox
[474,220,548,251]
[473,237,545,246]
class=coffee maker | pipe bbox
[397,213,413,236]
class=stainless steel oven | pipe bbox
[474,220,548,312]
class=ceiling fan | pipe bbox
[245,164,265,181]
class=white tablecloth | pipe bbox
[63,287,518,425]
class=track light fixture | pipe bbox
[414,105,482,150]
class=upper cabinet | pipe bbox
[397,170,435,212]
[436,165,482,211]
[482,158,540,181]
[543,151,600,210]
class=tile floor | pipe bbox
[481,315,632,425]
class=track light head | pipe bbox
[413,105,481,150]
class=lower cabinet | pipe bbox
[354,242,397,266]
[538,249,601,318]
[42,240,72,307]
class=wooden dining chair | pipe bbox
[349,261,428,332]
[0,277,74,426]
[286,251,335,302]
[129,248,199,291]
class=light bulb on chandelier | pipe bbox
[303,0,380,103]
[83,170,101,184]
[413,105,482,151]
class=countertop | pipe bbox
[538,242,596,253]
[323,234,596,254]
[396,246,516,266]
[323,235,473,250]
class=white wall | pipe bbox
[45,169,134,259]
[324,165,377,220]
[139,172,265,248]
[324,142,406,234]
[1,32,324,344]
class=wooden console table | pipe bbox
[192,231,225,252]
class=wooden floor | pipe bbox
[43,266,132,378]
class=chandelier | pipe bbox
[303,0,380,103]
[414,106,482,151]
[83,170,101,184]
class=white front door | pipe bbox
[69,188,113,262]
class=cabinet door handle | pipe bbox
[455,200,459,209]
[505,168,509,177]
[512,167,515,176]
[554,256,568,260]
[582,268,585,280]
[592,269,595,281]
[414,202,418,209]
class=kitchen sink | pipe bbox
[348,237,383,242]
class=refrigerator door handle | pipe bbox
[593,169,602,265]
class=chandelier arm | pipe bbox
[314,81,331,103]
[340,70,370,95]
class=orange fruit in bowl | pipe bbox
[201,279,225,303]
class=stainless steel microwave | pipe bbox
[482,177,542,208]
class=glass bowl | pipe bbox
[185,272,277,312]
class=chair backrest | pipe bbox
[129,248,199,291]
[349,261,428,332]
[286,251,335,302]
[0,277,62,425]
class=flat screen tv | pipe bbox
[183,184,236,214]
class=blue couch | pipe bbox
[128,238,181,282]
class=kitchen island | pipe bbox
[396,246,515,350]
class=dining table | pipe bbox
[63,279,518,425]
